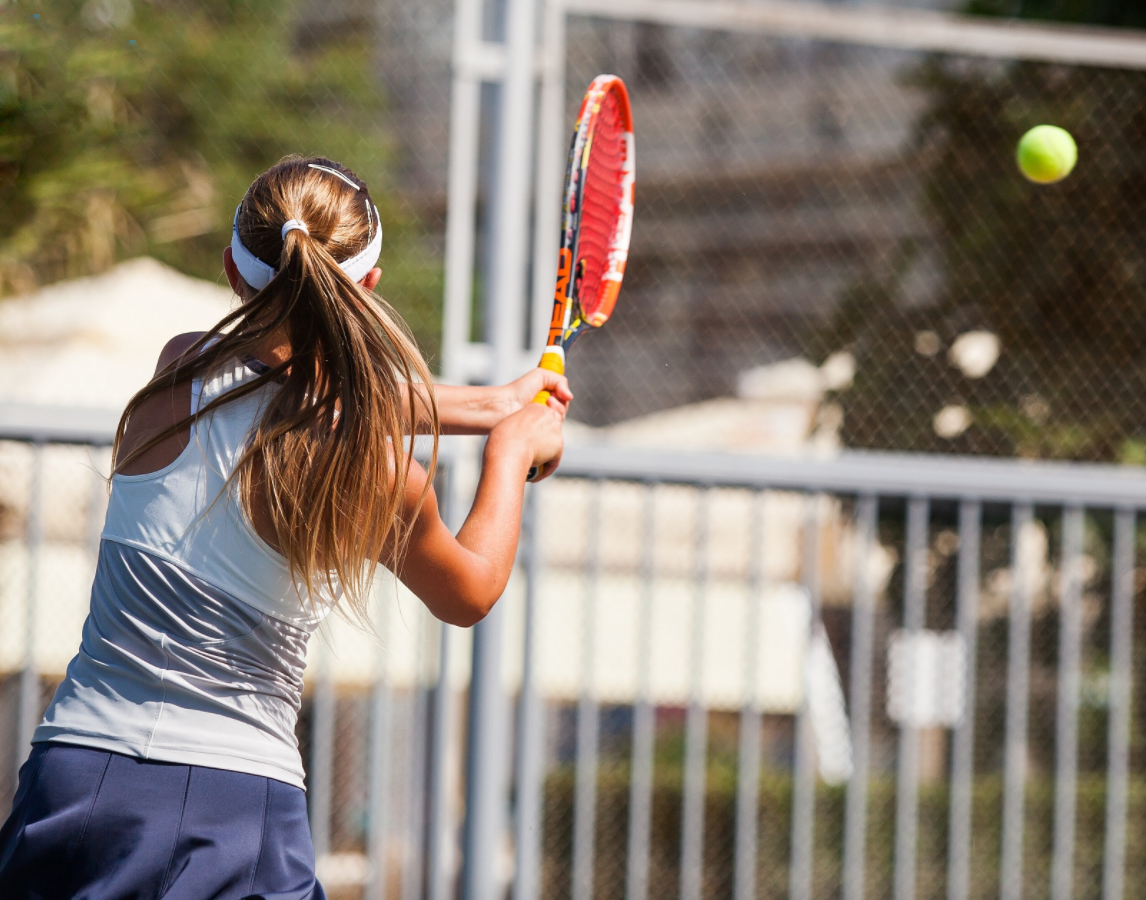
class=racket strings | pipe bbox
[576,90,627,321]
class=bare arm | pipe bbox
[390,404,563,626]
[115,332,206,474]
[410,369,573,435]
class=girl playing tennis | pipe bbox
[0,157,570,900]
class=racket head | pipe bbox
[548,75,635,354]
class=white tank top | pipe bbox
[35,358,338,788]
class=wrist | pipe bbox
[494,382,520,412]
[435,384,512,434]
[469,385,512,434]
[483,429,533,475]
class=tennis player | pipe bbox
[0,156,570,900]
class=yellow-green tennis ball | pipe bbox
[1016,125,1077,184]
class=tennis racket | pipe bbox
[528,74,635,481]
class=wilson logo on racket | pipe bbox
[528,74,635,481]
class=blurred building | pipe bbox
[0,257,233,410]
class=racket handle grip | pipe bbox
[528,348,566,480]
[531,349,566,406]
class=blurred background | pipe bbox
[5,1,1146,900]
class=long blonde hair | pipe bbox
[113,156,438,618]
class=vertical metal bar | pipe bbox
[463,0,537,887]
[734,490,766,900]
[625,485,657,900]
[365,588,395,900]
[680,489,712,900]
[1000,503,1034,900]
[946,500,982,900]
[428,458,465,900]
[572,482,603,900]
[427,621,456,900]
[1102,509,1135,900]
[513,485,546,900]
[310,640,336,860]
[530,0,568,355]
[463,561,509,900]
[16,443,44,771]
[441,0,485,384]
[1051,506,1085,900]
[404,613,431,900]
[733,709,762,900]
[842,494,879,900]
[894,497,930,900]
[789,494,822,900]
[487,0,537,379]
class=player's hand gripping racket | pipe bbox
[528,74,635,481]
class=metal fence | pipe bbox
[442,0,1146,461]
[4,408,1146,900]
[438,7,1146,900]
[14,1,1146,460]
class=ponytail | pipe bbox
[113,157,438,620]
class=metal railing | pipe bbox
[3,404,1146,900]
[537,449,1143,900]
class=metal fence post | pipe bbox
[513,484,546,900]
[404,613,432,900]
[1051,506,1085,900]
[789,494,822,900]
[1000,503,1034,900]
[455,448,513,900]
[946,500,982,900]
[461,0,537,891]
[309,638,336,862]
[894,497,930,900]
[625,485,658,900]
[572,482,603,900]
[842,494,879,900]
[365,583,394,900]
[427,619,457,900]
[16,443,44,775]
[680,488,712,900]
[1103,509,1136,900]
[462,605,509,900]
[440,0,485,387]
[733,490,767,900]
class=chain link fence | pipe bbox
[561,22,1146,463]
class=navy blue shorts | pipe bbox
[0,742,326,900]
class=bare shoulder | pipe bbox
[116,333,203,475]
[155,331,207,375]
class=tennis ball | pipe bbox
[1016,125,1077,184]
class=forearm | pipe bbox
[453,436,532,583]
[397,435,532,626]
[411,383,511,435]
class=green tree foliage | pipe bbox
[0,0,441,354]
[821,10,1146,461]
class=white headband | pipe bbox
[230,202,383,291]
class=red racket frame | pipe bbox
[534,74,635,403]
